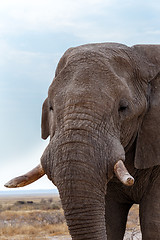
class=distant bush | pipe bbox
[27,201,33,204]
[15,201,25,205]
[3,197,62,212]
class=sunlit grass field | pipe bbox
[0,193,140,240]
[0,194,69,240]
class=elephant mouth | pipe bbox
[4,160,134,188]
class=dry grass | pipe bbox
[0,195,69,239]
[0,195,140,240]
[127,204,140,229]
[0,223,68,236]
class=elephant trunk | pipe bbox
[55,160,107,239]
[46,127,108,240]
[60,188,107,239]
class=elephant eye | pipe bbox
[118,100,128,113]
[49,105,53,111]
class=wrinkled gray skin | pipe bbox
[40,43,160,240]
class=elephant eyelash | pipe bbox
[49,106,53,111]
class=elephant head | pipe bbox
[5,43,160,240]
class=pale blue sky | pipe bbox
[0,0,160,191]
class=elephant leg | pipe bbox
[139,169,160,240]
[105,193,133,240]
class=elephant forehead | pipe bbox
[62,49,133,86]
[49,45,135,103]
[65,70,130,99]
[49,68,133,110]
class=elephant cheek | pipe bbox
[40,142,54,182]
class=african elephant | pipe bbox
[5,43,160,240]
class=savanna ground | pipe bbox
[0,193,141,240]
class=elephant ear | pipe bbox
[41,98,50,140]
[133,45,160,169]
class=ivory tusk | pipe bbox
[4,164,45,188]
[114,160,134,186]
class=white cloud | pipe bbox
[0,0,159,45]
[0,0,113,35]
